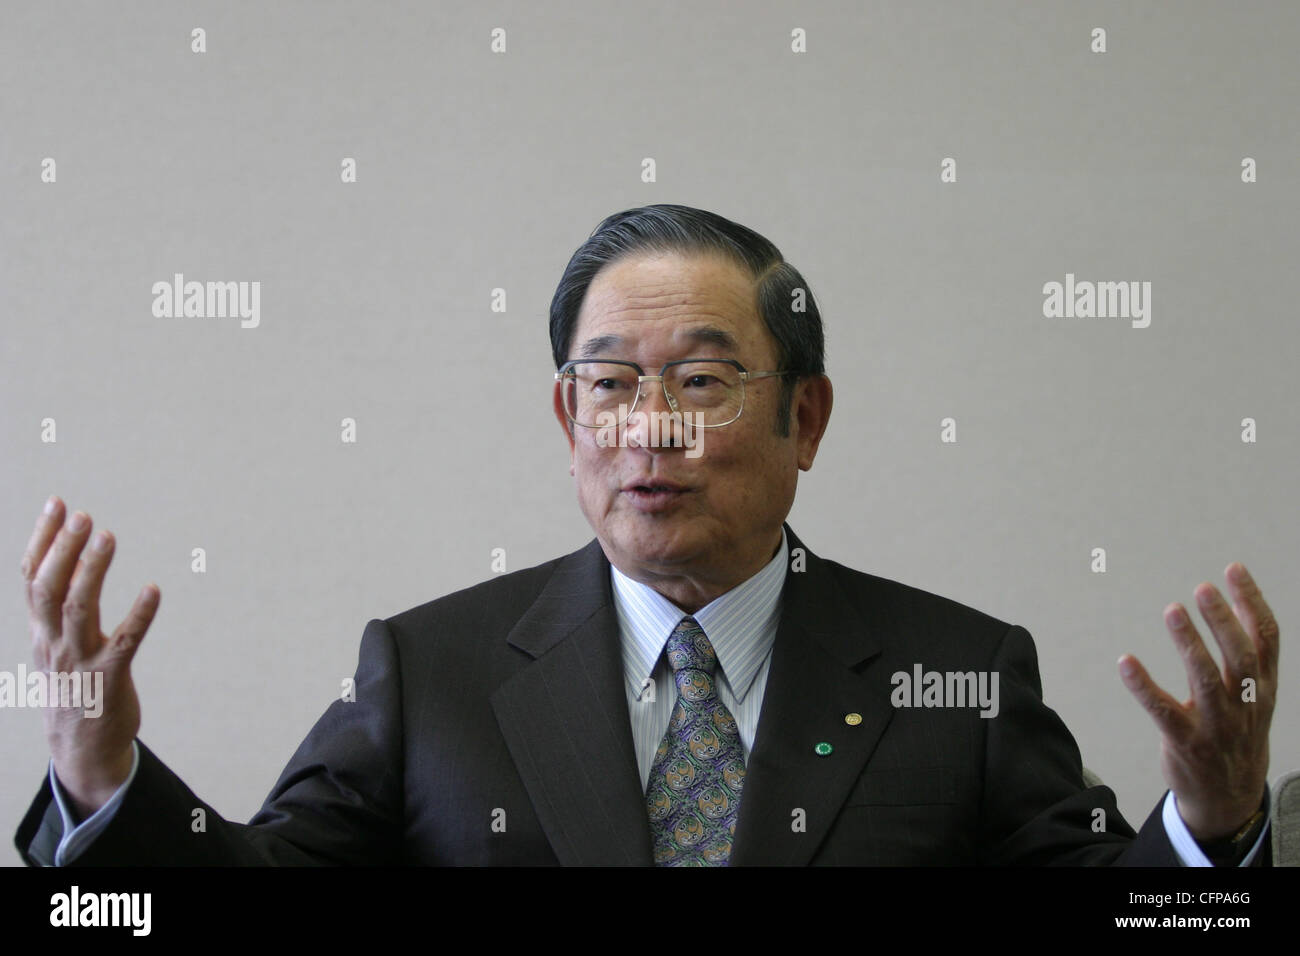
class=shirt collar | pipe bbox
[611,527,788,704]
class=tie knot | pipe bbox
[664,617,717,675]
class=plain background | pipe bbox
[2,1,1296,866]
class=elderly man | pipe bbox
[17,204,1277,865]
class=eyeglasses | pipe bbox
[554,359,790,428]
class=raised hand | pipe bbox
[1119,562,1278,841]
[21,496,161,820]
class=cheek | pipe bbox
[572,440,617,502]
[726,441,795,507]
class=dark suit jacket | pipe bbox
[17,525,1217,865]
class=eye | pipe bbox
[683,374,721,388]
[589,376,634,392]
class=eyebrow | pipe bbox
[574,326,740,359]
[576,333,623,358]
[683,326,739,351]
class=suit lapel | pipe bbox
[490,527,894,866]
[730,526,895,865]
[490,539,654,865]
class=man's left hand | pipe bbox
[1119,562,1278,840]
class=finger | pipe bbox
[1194,581,1258,696]
[30,509,94,647]
[106,583,160,663]
[1118,653,1195,743]
[21,497,66,641]
[63,529,115,659]
[1225,563,1279,686]
[20,496,64,583]
[1164,602,1231,725]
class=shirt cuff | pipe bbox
[47,740,140,866]
[1162,787,1271,867]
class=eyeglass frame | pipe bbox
[553,358,793,428]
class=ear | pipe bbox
[793,374,833,471]
[553,382,576,475]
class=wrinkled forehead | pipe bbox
[572,252,772,362]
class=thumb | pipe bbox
[106,583,160,663]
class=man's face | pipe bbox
[553,251,823,601]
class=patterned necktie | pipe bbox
[645,616,747,865]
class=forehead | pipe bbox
[572,251,770,359]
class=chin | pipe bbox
[611,523,709,568]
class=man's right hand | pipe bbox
[21,495,160,821]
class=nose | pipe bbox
[624,379,682,451]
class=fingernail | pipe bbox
[92,530,111,552]
[68,511,88,532]
[1119,658,1137,679]
[1230,564,1251,585]
[1166,606,1187,628]
[44,496,58,515]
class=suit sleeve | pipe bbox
[978,623,1271,866]
[13,618,406,866]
